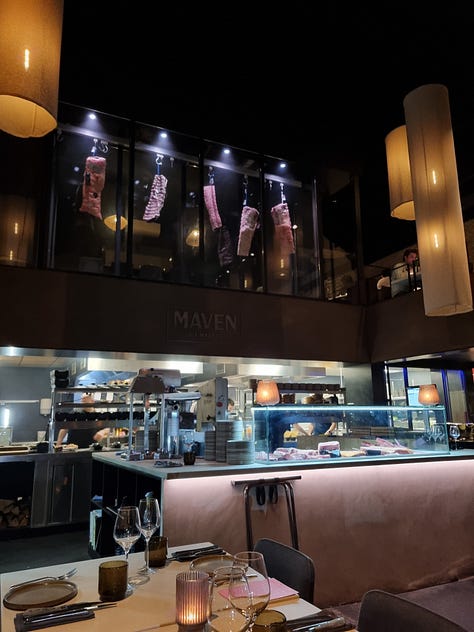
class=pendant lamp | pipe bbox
[385,125,415,220]
[185,228,200,247]
[0,0,64,138]
[418,384,440,406]
[255,380,280,406]
[104,214,128,231]
[403,84,473,316]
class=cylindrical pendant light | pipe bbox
[403,84,473,316]
[0,0,64,138]
[385,125,415,220]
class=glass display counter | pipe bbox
[252,404,449,462]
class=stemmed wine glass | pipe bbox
[113,505,141,563]
[113,505,141,591]
[137,496,161,575]
[228,551,271,631]
[208,565,249,632]
[449,424,461,450]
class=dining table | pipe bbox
[1,542,352,631]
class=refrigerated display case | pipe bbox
[252,404,449,462]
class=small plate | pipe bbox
[189,554,234,576]
[3,580,78,611]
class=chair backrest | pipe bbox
[253,537,315,603]
[357,589,467,632]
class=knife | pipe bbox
[173,547,225,561]
[171,544,220,558]
[290,617,348,631]
[14,609,95,631]
[22,602,116,620]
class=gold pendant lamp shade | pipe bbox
[385,125,415,220]
[0,0,64,138]
[403,84,473,316]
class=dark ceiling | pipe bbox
[58,5,474,163]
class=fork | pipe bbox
[10,567,77,589]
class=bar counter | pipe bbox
[91,450,474,608]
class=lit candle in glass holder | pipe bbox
[175,570,209,630]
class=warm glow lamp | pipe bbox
[0,0,64,138]
[403,84,473,316]
[385,125,415,220]
[255,380,280,405]
[185,228,200,247]
[418,384,440,406]
[104,214,128,231]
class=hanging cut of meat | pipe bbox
[79,156,106,219]
[271,202,295,255]
[237,205,259,257]
[203,184,222,231]
[143,174,168,222]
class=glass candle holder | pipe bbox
[176,570,209,630]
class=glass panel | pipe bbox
[253,404,449,463]
[53,105,131,275]
[0,133,52,269]
[132,124,202,284]
[446,369,467,423]
[47,104,329,303]
[263,157,319,297]
[202,142,264,291]
[387,366,407,404]
[319,171,357,302]
[0,194,36,266]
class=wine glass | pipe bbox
[449,424,461,450]
[137,496,161,575]
[208,565,249,632]
[113,505,141,563]
[228,551,271,631]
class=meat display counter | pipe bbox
[252,404,449,463]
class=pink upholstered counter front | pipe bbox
[92,451,474,608]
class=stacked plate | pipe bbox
[204,430,216,461]
[134,429,159,452]
[215,420,244,462]
[226,439,255,465]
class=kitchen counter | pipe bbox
[90,449,474,608]
[91,447,474,480]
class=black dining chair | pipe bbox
[357,589,467,632]
[253,537,315,604]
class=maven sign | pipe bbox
[168,309,239,339]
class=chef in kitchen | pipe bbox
[56,393,110,448]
